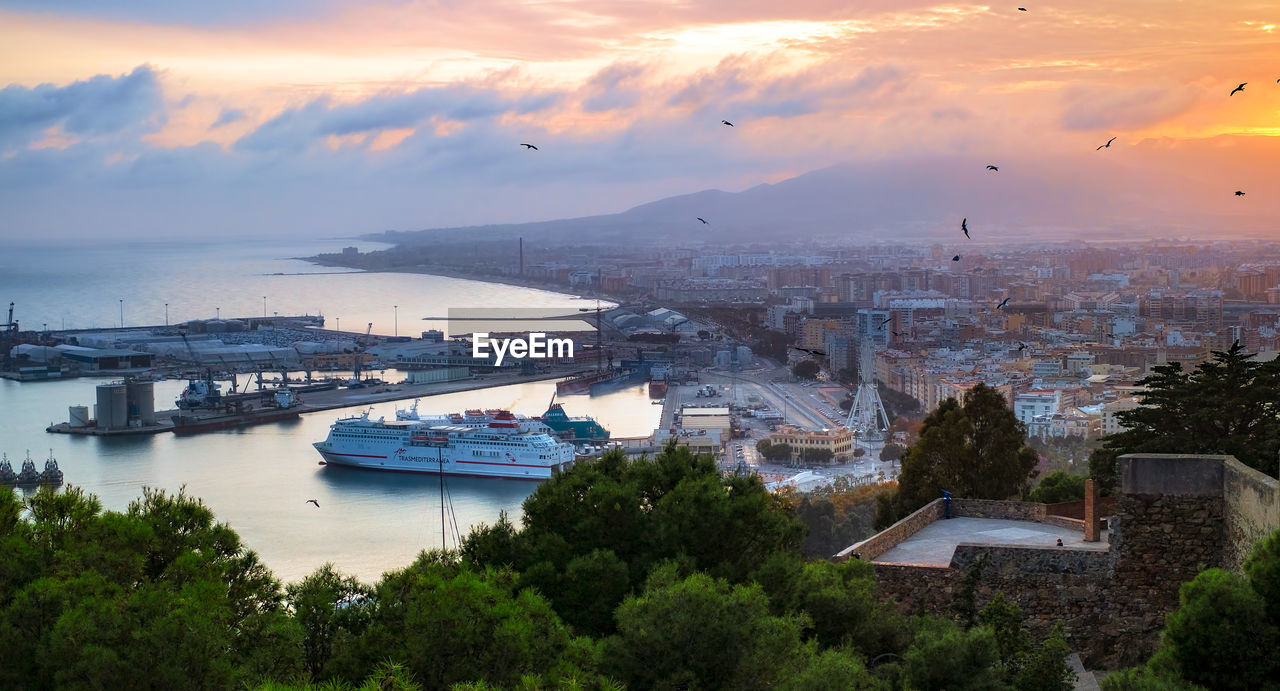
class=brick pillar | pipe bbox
[1084,478,1101,542]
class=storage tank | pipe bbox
[96,383,128,430]
[126,380,157,425]
[68,405,90,427]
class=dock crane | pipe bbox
[176,327,221,409]
[1,302,17,370]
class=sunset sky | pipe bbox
[1,0,1277,240]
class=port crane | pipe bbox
[176,328,222,409]
[1,302,18,369]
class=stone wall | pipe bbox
[950,544,1113,574]
[1045,497,1117,520]
[837,498,943,561]
[863,454,1280,669]
[1043,515,1085,531]
[837,497,1085,562]
[950,498,1047,521]
[1222,460,1280,570]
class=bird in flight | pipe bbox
[791,346,826,357]
[1018,7,1027,10]
[879,317,892,327]
[721,120,734,127]
[986,165,999,171]
[306,499,319,507]
[1230,83,1246,96]
[1017,342,1028,351]
[519,143,538,150]
[962,218,970,239]
[1097,136,1116,150]
[997,297,1011,309]
[891,331,904,338]
[1235,190,1246,196]
[697,217,709,224]
[952,254,961,262]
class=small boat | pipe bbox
[0,454,15,485]
[40,451,64,486]
[15,452,41,486]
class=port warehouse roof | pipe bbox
[676,406,731,432]
[682,406,730,416]
[1,343,157,370]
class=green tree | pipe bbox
[1108,527,1280,688]
[1095,343,1280,487]
[1154,569,1278,689]
[877,382,922,422]
[1027,470,1087,504]
[327,551,597,688]
[286,564,374,681]
[802,447,835,463]
[1087,448,1120,496]
[888,385,1038,521]
[880,443,905,462]
[0,486,303,689]
[603,565,812,690]
[898,618,1005,691]
[792,359,821,380]
[752,329,791,363]
[979,595,1075,691]
[758,440,794,461]
[462,444,805,637]
[762,559,913,659]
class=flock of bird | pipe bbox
[303,7,1277,510]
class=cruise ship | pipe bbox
[313,411,576,480]
[396,401,610,442]
[395,403,553,434]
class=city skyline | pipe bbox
[1,0,1277,240]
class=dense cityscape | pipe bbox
[5,0,1280,688]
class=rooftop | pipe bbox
[873,517,1110,567]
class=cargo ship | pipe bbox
[170,389,300,435]
[648,363,670,399]
[555,368,638,395]
[313,411,576,480]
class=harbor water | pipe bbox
[0,240,659,583]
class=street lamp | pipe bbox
[394,305,398,337]
[119,299,123,328]
[336,317,340,333]
[215,306,220,320]
[263,296,267,317]
[164,303,169,326]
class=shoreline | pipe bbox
[305,257,632,306]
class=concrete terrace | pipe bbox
[873,516,1111,567]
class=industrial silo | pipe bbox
[95,383,128,430]
[68,405,90,427]
[126,379,156,425]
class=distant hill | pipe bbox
[372,136,1278,247]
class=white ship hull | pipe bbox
[313,411,576,481]
[314,443,566,480]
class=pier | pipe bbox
[46,368,586,436]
